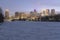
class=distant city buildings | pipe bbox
[40,9,50,16]
[3,8,59,21]
[40,9,56,17]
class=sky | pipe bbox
[0,0,60,15]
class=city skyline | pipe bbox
[0,0,60,15]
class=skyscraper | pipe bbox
[45,9,50,16]
[15,12,19,18]
[5,9,9,19]
[34,9,37,16]
[51,9,55,16]
[34,9,37,13]
[40,9,45,16]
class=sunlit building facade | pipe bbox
[40,9,50,16]
[5,9,9,19]
[40,9,46,16]
[45,9,50,16]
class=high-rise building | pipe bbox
[41,10,45,16]
[5,9,9,19]
[34,9,37,16]
[40,9,45,16]
[51,9,55,16]
[34,9,37,13]
[45,9,50,16]
[15,12,19,18]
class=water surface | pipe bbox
[0,21,60,40]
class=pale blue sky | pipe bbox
[0,0,60,15]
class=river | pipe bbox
[0,21,60,40]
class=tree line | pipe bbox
[0,8,4,23]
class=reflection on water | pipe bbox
[0,21,60,40]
